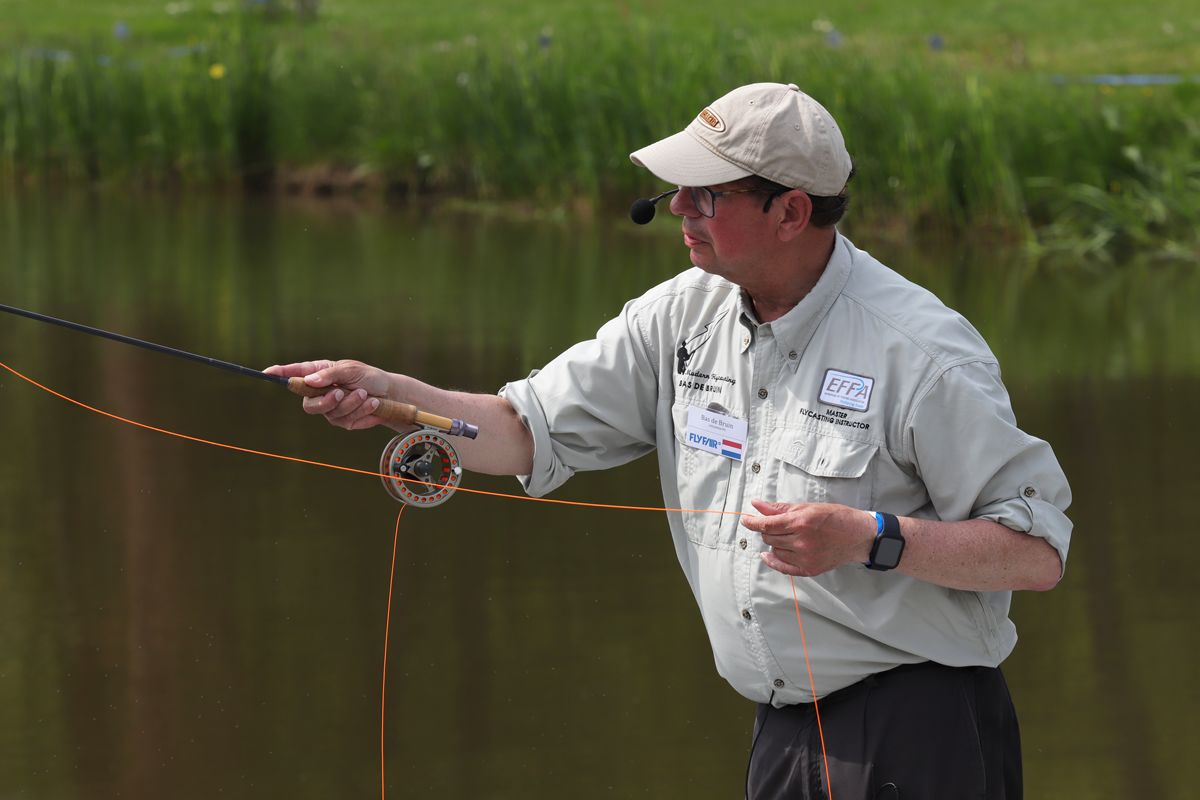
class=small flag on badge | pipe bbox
[720,439,743,460]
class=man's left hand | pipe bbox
[741,500,876,577]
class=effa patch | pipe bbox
[819,369,874,412]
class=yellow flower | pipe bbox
[208,63,226,80]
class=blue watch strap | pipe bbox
[864,512,885,567]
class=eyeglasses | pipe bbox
[666,186,790,218]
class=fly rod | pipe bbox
[0,301,478,439]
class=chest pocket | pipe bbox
[672,402,735,548]
[776,434,878,510]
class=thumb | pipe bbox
[750,499,791,516]
[303,360,343,387]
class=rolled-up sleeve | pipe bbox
[905,360,1073,571]
[499,299,661,497]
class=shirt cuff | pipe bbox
[498,372,576,498]
[973,491,1073,577]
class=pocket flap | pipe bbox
[782,436,878,479]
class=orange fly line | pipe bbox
[0,358,831,800]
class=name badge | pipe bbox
[685,406,748,461]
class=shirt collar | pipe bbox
[735,234,854,367]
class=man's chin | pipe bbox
[690,260,730,281]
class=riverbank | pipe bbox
[2,11,1197,261]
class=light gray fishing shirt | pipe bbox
[499,234,1072,705]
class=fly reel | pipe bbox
[380,429,463,507]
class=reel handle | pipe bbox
[286,378,479,438]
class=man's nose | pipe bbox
[669,187,699,218]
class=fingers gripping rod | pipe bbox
[285,378,479,439]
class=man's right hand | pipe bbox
[264,359,535,475]
[264,359,395,431]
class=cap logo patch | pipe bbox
[698,107,726,132]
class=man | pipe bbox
[267,82,1072,799]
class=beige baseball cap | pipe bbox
[629,82,852,196]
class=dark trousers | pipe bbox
[745,661,1022,800]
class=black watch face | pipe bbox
[874,537,904,568]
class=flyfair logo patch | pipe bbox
[819,369,874,412]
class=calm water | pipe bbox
[0,190,1197,799]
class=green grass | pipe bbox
[3,0,1198,74]
[1,2,1198,260]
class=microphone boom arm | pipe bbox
[629,189,679,224]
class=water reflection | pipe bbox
[0,190,1196,798]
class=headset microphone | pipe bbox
[629,189,679,224]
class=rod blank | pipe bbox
[1,301,479,439]
[0,302,285,386]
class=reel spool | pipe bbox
[379,429,463,507]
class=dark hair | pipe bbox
[745,165,856,228]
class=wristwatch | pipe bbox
[866,512,905,571]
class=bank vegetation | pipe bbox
[2,16,1197,262]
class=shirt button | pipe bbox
[1023,486,1037,498]
[751,462,761,473]
[788,350,797,360]
[741,609,752,621]
[758,387,768,399]
[739,538,748,549]
[773,678,785,688]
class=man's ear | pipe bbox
[775,190,813,242]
